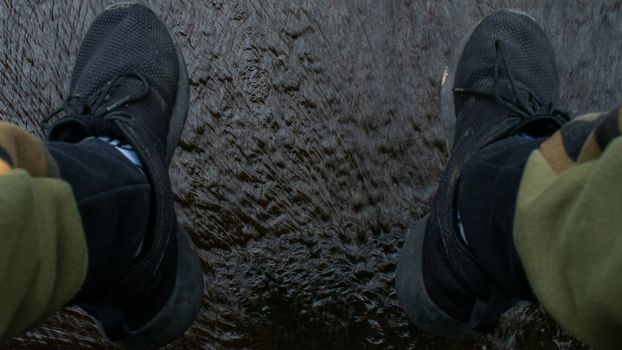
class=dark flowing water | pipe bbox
[1,1,620,349]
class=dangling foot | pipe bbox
[47,3,202,349]
[396,9,567,339]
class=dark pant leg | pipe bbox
[46,138,150,301]
[457,136,543,300]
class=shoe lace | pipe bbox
[454,40,569,134]
[42,73,150,135]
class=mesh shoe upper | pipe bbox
[452,11,566,146]
[454,11,559,116]
[49,3,179,152]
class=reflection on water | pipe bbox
[2,0,616,349]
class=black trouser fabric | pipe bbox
[457,135,543,300]
[47,138,150,301]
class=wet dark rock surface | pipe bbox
[1,0,619,349]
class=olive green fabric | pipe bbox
[0,122,60,178]
[515,110,622,350]
[0,122,87,342]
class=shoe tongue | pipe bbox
[496,78,554,117]
[481,79,566,136]
[497,79,528,106]
[64,96,90,116]
[470,78,538,113]
[111,75,147,99]
[92,75,149,114]
[459,92,512,122]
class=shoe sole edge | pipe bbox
[395,216,481,339]
[114,227,205,350]
[167,43,190,163]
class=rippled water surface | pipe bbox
[2,1,620,349]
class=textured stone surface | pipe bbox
[1,0,619,349]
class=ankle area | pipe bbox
[456,136,543,300]
[47,139,151,302]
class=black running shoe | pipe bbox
[46,3,202,349]
[395,10,568,338]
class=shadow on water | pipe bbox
[2,0,618,349]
